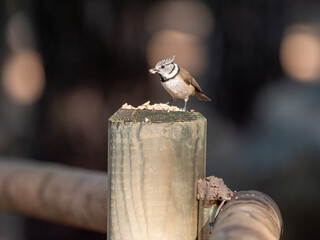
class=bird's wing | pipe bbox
[179,67,203,93]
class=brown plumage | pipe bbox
[179,67,211,101]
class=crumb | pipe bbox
[121,101,184,112]
[144,117,149,122]
[190,109,195,112]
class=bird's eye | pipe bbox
[161,65,165,69]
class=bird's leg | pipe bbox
[166,98,175,105]
[183,99,188,111]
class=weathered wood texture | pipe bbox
[0,158,107,233]
[108,109,207,240]
[210,191,283,240]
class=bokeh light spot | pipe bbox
[147,29,208,75]
[145,0,214,76]
[1,50,46,105]
[280,24,320,82]
[146,0,213,38]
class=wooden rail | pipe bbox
[0,158,107,233]
[211,191,283,240]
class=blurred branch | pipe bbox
[0,158,107,233]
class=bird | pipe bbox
[149,55,211,111]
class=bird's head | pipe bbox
[149,56,177,79]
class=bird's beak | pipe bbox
[149,68,157,74]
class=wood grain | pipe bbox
[108,109,207,240]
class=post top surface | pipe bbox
[109,108,206,123]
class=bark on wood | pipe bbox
[107,109,207,240]
[0,158,107,233]
[210,191,283,240]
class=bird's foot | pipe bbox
[183,100,188,111]
[166,99,174,105]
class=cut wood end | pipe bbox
[197,176,235,203]
[109,103,206,123]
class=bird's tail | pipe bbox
[196,92,211,101]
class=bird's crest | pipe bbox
[156,55,175,68]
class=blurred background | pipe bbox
[0,0,320,239]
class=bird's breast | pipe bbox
[161,76,195,100]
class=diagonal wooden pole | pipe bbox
[107,108,207,240]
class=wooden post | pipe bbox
[107,109,207,240]
[211,191,283,240]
